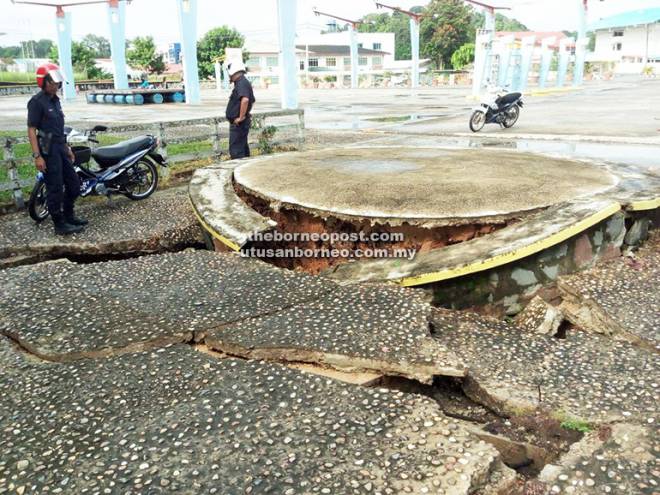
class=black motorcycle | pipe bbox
[28,125,167,222]
[469,91,524,133]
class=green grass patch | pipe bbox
[559,418,593,433]
[0,71,87,85]
[168,140,212,156]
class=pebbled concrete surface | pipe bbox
[0,339,515,495]
[558,231,660,352]
[0,251,462,381]
[432,308,659,424]
[539,423,659,494]
[0,186,204,267]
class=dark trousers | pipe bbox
[229,118,250,159]
[44,143,79,222]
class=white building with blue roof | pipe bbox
[589,7,660,74]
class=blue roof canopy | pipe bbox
[590,8,660,31]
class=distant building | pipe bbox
[168,42,182,65]
[589,8,660,73]
[243,32,429,88]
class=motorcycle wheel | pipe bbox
[28,180,49,222]
[502,105,520,128]
[469,111,486,132]
[125,159,158,200]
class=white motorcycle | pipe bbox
[469,87,524,133]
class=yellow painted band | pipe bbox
[188,196,241,252]
[398,202,622,287]
[626,198,660,211]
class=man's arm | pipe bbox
[234,97,250,125]
[28,126,46,172]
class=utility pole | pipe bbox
[313,8,364,89]
[463,0,510,96]
[574,0,588,86]
[375,2,422,88]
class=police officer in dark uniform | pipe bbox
[27,63,86,235]
[225,61,255,159]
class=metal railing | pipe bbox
[0,108,305,209]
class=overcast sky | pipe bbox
[1,0,657,49]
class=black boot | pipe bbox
[65,215,88,226]
[53,216,84,235]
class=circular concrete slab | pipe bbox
[234,147,617,222]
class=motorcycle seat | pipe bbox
[93,135,153,167]
[495,92,522,106]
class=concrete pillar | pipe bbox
[277,0,298,109]
[573,0,587,86]
[349,24,358,89]
[214,61,222,92]
[472,8,495,96]
[556,37,573,87]
[175,0,201,104]
[496,35,514,88]
[410,17,420,88]
[517,35,536,92]
[107,0,128,89]
[538,36,556,89]
[55,8,76,100]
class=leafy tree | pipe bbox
[420,0,476,69]
[82,34,111,58]
[196,26,245,79]
[451,42,475,69]
[358,10,419,60]
[48,41,111,79]
[127,36,165,74]
[0,46,21,58]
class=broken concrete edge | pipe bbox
[188,196,241,252]
[626,196,660,211]
[203,338,467,385]
[468,427,552,472]
[188,165,277,251]
[0,329,193,363]
[396,202,622,287]
[558,282,658,354]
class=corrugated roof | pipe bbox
[590,8,660,31]
[295,45,389,56]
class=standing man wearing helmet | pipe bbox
[27,63,86,235]
[225,61,255,159]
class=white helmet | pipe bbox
[227,60,246,77]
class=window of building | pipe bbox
[613,30,624,37]
[344,57,351,66]
[372,56,382,66]
[326,57,337,67]
[266,56,279,67]
[309,57,319,67]
[358,56,368,66]
[612,43,622,51]
[299,60,305,70]
[373,42,381,50]
[246,57,260,68]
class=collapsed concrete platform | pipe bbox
[189,145,659,312]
